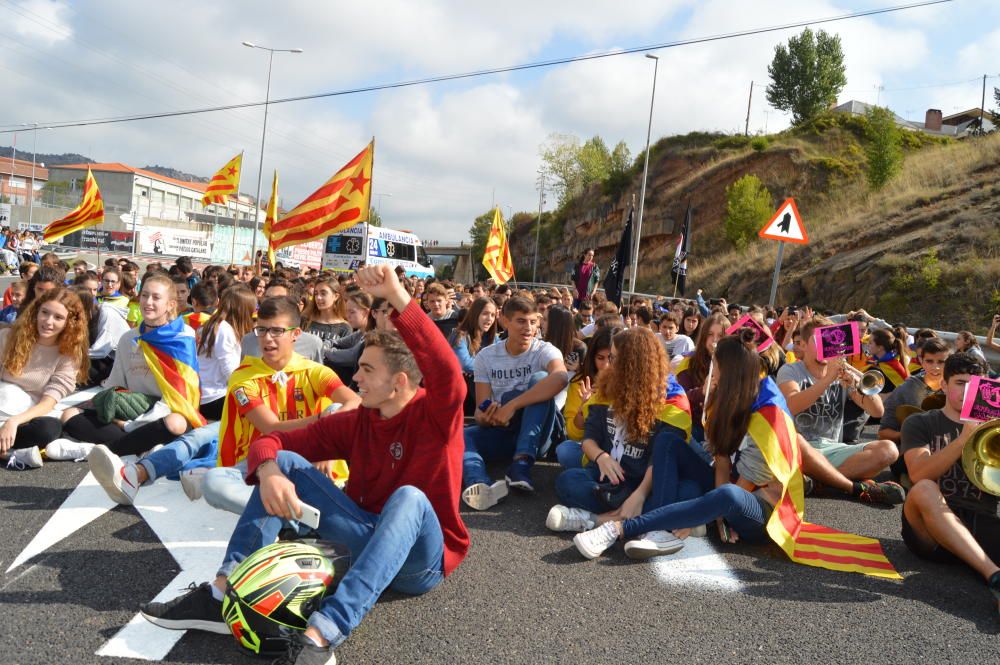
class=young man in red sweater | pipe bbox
[141,265,469,665]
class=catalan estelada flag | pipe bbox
[656,374,692,441]
[216,354,346,477]
[269,142,372,251]
[867,352,909,389]
[483,206,514,284]
[202,152,242,206]
[43,168,104,243]
[673,354,692,378]
[750,377,901,579]
[263,170,279,269]
[135,317,207,430]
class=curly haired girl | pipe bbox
[0,287,89,467]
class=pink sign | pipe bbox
[960,375,1000,423]
[725,314,774,352]
[813,321,861,361]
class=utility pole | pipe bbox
[744,81,753,136]
[979,74,987,133]
[532,172,545,283]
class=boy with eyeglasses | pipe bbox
[88,296,360,510]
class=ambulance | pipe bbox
[321,224,435,278]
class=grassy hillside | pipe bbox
[511,112,999,332]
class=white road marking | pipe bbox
[97,478,238,660]
[6,471,115,573]
[650,536,743,592]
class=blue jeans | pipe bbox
[621,433,770,541]
[462,371,556,487]
[203,461,250,515]
[218,451,444,648]
[138,422,220,483]
[555,440,584,470]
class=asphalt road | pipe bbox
[1,452,997,665]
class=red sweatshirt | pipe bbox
[246,298,470,575]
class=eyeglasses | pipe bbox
[253,326,298,338]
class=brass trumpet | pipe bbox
[962,418,1000,497]
[840,361,885,396]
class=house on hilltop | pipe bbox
[831,100,995,137]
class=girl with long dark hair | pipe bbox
[555,325,617,470]
[570,248,600,307]
[196,285,257,420]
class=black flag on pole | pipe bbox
[603,206,633,307]
[671,202,692,296]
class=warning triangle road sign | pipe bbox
[759,198,809,244]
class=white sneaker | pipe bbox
[624,530,685,560]
[88,444,140,505]
[45,439,95,462]
[6,446,43,470]
[573,522,620,559]
[180,467,209,501]
[461,480,508,511]
[546,505,597,532]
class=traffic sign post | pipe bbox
[759,198,808,306]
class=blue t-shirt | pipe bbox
[0,305,18,324]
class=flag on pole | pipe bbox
[201,153,242,206]
[482,207,514,285]
[269,141,373,251]
[602,206,633,307]
[750,377,901,579]
[263,170,279,269]
[670,202,692,296]
[43,168,105,243]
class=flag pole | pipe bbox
[361,137,374,273]
[229,150,244,267]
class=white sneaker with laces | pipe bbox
[624,530,686,559]
[546,505,597,532]
[180,467,209,501]
[45,439,95,462]
[88,444,140,505]
[6,446,43,470]
[573,522,620,559]
[461,480,508,511]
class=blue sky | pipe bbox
[2,0,997,242]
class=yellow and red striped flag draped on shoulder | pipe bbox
[43,169,104,243]
[482,207,514,284]
[867,353,909,389]
[263,170,279,269]
[269,142,373,251]
[750,377,901,579]
[201,153,242,206]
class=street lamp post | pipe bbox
[629,54,658,301]
[374,192,392,216]
[243,41,302,266]
[24,123,39,229]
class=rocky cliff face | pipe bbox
[509,115,998,332]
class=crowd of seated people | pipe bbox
[0,251,997,664]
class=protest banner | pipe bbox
[813,321,862,361]
[726,314,774,352]
[960,375,1000,423]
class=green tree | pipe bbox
[766,28,847,125]
[578,136,612,186]
[865,106,903,190]
[368,206,382,227]
[540,133,582,206]
[724,174,772,250]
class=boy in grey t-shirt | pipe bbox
[462,297,568,510]
[776,318,900,480]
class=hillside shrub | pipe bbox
[724,174,773,250]
[750,136,769,152]
[865,106,903,190]
[714,135,752,150]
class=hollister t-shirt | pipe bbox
[473,338,562,398]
